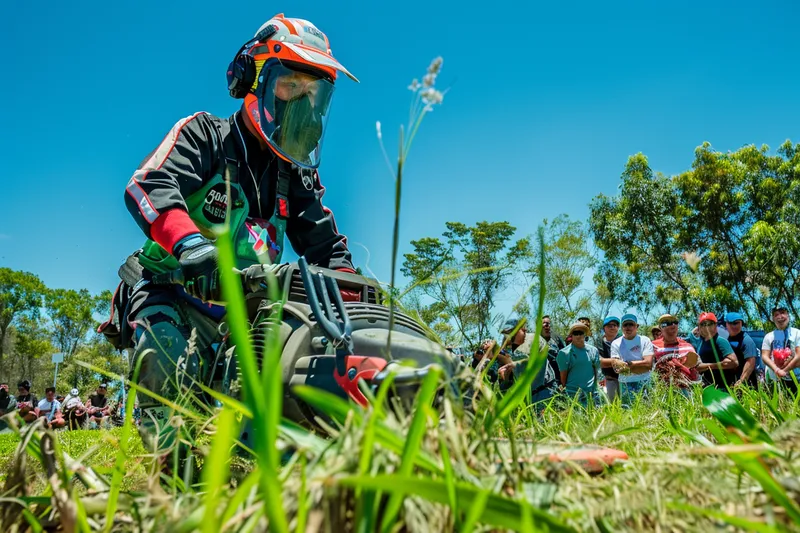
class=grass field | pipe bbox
[1,379,799,532]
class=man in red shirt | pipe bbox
[652,313,700,394]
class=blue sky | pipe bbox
[1,0,798,319]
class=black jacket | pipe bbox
[124,111,353,270]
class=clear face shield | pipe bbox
[254,60,335,168]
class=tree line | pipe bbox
[0,270,123,394]
[401,141,800,347]
[3,140,799,373]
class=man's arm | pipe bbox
[559,370,569,387]
[124,113,220,254]
[286,169,353,270]
[762,348,785,377]
[629,354,654,373]
[737,358,756,384]
[698,352,738,371]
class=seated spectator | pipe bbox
[0,382,16,432]
[695,312,739,390]
[604,314,654,405]
[597,316,621,402]
[15,381,38,423]
[62,388,88,429]
[557,322,602,405]
[761,305,800,394]
[652,313,699,393]
[37,387,66,429]
[724,312,759,388]
[86,383,111,427]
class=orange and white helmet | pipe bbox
[239,14,358,169]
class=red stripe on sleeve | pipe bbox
[150,208,201,254]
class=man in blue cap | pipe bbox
[597,316,621,402]
[724,312,759,387]
[604,313,654,405]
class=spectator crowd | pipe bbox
[469,305,800,407]
[0,381,131,433]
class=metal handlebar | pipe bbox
[298,257,353,375]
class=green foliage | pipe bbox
[527,214,596,331]
[590,141,800,326]
[0,268,46,373]
[401,220,532,347]
[45,288,109,357]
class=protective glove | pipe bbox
[173,234,222,303]
[335,267,361,302]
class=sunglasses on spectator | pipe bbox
[660,321,679,328]
[699,321,716,327]
[571,331,586,336]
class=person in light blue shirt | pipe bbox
[556,322,602,405]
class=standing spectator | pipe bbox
[496,318,557,404]
[724,312,759,388]
[556,322,602,405]
[606,314,654,405]
[0,383,16,432]
[86,383,111,427]
[37,387,66,429]
[15,381,38,423]
[650,326,663,341]
[62,388,88,429]
[695,312,739,390]
[597,316,621,402]
[761,306,800,394]
[577,317,596,346]
[652,313,699,393]
[541,315,566,375]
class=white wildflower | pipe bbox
[421,88,444,106]
[427,56,443,75]
[376,121,382,140]
[408,78,420,91]
[422,73,436,88]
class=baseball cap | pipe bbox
[501,317,526,334]
[99,383,109,389]
[70,388,79,396]
[603,315,620,326]
[724,312,745,324]
[621,313,638,325]
[697,312,718,324]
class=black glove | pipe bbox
[173,234,222,302]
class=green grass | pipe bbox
[0,427,148,492]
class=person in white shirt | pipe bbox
[36,387,66,429]
[761,305,800,394]
[62,388,88,429]
[604,313,654,405]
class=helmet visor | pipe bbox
[255,60,335,168]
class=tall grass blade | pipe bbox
[492,227,547,425]
[201,407,238,533]
[380,366,443,532]
[337,474,575,533]
[702,387,772,443]
[216,229,288,533]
